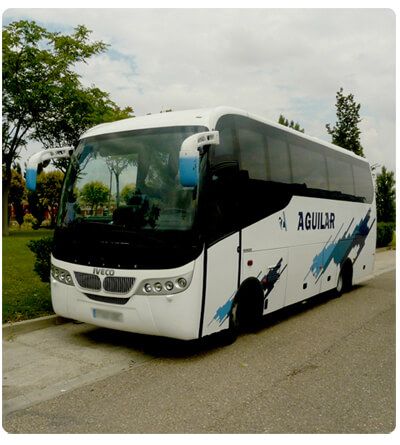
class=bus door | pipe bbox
[201,233,240,337]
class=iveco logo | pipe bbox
[93,267,115,276]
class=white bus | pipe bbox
[27,106,376,342]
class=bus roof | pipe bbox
[81,106,369,164]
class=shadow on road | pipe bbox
[73,284,365,359]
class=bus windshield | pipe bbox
[58,126,206,232]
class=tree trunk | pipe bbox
[2,184,10,236]
[2,164,12,236]
[116,174,120,207]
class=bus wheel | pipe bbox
[335,270,344,297]
[222,297,240,345]
[335,260,353,297]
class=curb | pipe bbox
[2,315,70,340]
[375,247,395,253]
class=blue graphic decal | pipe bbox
[209,291,236,327]
[279,212,287,231]
[307,209,375,282]
[260,258,287,309]
[209,258,288,326]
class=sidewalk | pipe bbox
[373,248,396,276]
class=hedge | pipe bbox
[376,222,395,248]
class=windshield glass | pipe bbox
[58,126,207,232]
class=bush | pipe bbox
[22,213,38,229]
[376,222,395,248]
[27,236,54,282]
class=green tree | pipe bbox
[79,181,110,214]
[376,166,395,222]
[121,183,136,205]
[278,114,304,133]
[37,170,64,227]
[40,83,134,172]
[2,20,133,234]
[27,170,64,228]
[9,168,26,227]
[105,157,131,207]
[326,87,364,157]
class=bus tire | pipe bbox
[218,296,240,345]
[236,278,264,332]
[335,269,344,297]
[335,260,353,297]
[220,279,264,344]
[226,296,241,344]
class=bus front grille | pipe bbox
[103,276,135,294]
[85,293,130,305]
[74,272,101,291]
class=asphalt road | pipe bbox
[3,269,395,433]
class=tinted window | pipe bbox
[353,161,373,203]
[326,153,355,196]
[290,141,328,190]
[265,134,291,183]
[237,126,267,180]
[212,115,237,163]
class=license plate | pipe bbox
[92,308,123,322]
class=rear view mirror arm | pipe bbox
[26,147,73,191]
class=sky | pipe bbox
[2,6,397,174]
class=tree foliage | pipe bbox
[326,87,364,157]
[376,166,395,222]
[9,168,26,226]
[2,20,134,234]
[121,184,136,204]
[79,181,110,213]
[27,170,64,228]
[278,114,304,133]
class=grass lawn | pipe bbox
[3,229,54,323]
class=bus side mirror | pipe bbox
[179,131,219,187]
[26,147,73,191]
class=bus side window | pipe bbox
[290,141,328,191]
[326,153,355,197]
[265,135,291,184]
[212,114,238,163]
[353,161,374,203]
[204,115,240,243]
[236,126,268,181]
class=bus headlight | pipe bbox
[138,271,193,295]
[176,278,187,289]
[153,282,163,293]
[51,265,74,286]
[164,281,174,291]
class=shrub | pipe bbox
[23,213,38,229]
[376,222,395,248]
[27,237,54,283]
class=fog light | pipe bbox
[164,281,174,291]
[177,277,187,288]
[153,282,162,292]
